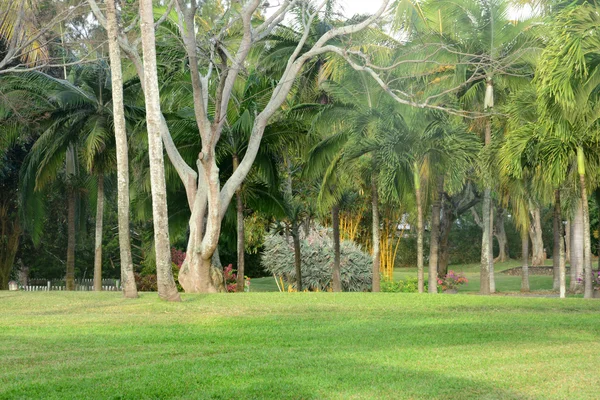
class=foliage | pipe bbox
[381,277,428,293]
[222,264,250,293]
[262,225,372,292]
[437,270,468,291]
[134,273,157,292]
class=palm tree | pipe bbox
[416,0,539,294]
[535,1,600,298]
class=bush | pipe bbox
[381,277,428,293]
[134,273,157,292]
[262,225,372,292]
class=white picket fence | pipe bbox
[21,279,120,292]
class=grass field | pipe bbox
[252,260,570,293]
[1,292,599,399]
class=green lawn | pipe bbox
[1,292,599,399]
[252,260,568,294]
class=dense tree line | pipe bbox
[1,0,599,299]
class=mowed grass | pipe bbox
[1,292,600,399]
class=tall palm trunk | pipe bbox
[570,202,584,292]
[233,155,245,293]
[66,186,76,291]
[0,210,20,290]
[414,162,424,293]
[565,219,571,265]
[428,176,444,294]
[521,230,529,292]
[292,221,302,291]
[139,0,180,301]
[65,144,76,291]
[552,191,561,290]
[479,187,492,295]
[93,174,104,291]
[577,148,593,298]
[480,111,494,295]
[332,204,342,292]
[106,0,138,298]
[371,173,381,292]
[556,191,566,298]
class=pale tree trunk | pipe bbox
[480,114,494,295]
[479,188,492,295]
[428,176,444,294]
[332,204,342,292]
[556,192,566,299]
[371,173,381,292]
[489,201,495,293]
[139,0,180,301]
[529,206,545,266]
[552,190,560,291]
[106,0,138,298]
[493,207,509,263]
[577,150,593,298]
[521,230,530,292]
[233,155,245,293]
[93,174,104,292]
[414,163,424,293]
[565,219,571,265]
[570,202,584,293]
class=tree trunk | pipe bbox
[529,206,544,266]
[493,207,509,263]
[292,222,302,291]
[428,176,444,294]
[437,212,453,277]
[556,192,566,299]
[93,174,104,292]
[570,201,584,293]
[139,0,180,301]
[565,219,571,265]
[106,0,138,298]
[479,188,492,295]
[414,163,424,293]
[371,173,381,292]
[332,204,342,292]
[489,203,495,293]
[580,179,593,299]
[576,148,593,299]
[0,215,20,290]
[521,230,530,292]
[66,186,76,291]
[233,155,245,293]
[480,113,494,295]
[552,190,560,291]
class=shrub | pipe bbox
[381,277,428,293]
[262,225,372,292]
[134,273,157,292]
[437,270,468,291]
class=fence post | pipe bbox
[47,281,51,291]
[116,280,120,291]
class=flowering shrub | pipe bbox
[223,264,250,292]
[171,248,186,268]
[437,270,468,291]
[593,271,600,290]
